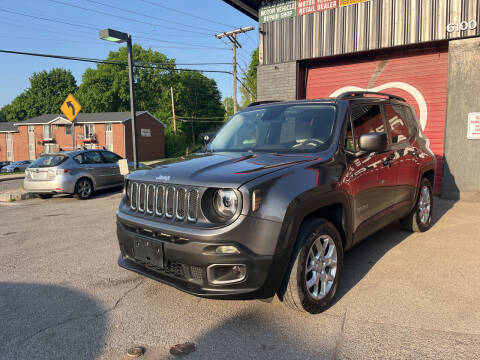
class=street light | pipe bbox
[99,28,138,169]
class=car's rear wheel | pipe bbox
[283,218,344,314]
[37,194,53,199]
[400,177,434,232]
[74,178,93,200]
[13,168,19,173]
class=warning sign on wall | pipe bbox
[467,112,480,139]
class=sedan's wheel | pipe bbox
[13,168,19,173]
[74,178,93,200]
[283,219,344,314]
[400,178,434,232]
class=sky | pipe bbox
[0,0,258,108]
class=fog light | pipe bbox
[215,246,240,255]
[207,264,246,285]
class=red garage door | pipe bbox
[306,48,448,194]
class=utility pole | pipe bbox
[215,26,254,114]
[170,86,176,134]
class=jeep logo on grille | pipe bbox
[155,175,171,182]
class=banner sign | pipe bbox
[467,112,480,139]
[297,0,337,16]
[259,0,296,23]
[260,0,369,23]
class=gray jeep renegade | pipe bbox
[116,91,435,313]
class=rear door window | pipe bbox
[101,151,122,163]
[384,105,410,144]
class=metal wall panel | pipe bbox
[260,0,480,65]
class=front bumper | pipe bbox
[116,212,287,300]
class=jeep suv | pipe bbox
[116,92,435,313]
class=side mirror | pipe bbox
[358,132,387,153]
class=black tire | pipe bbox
[74,178,93,200]
[400,178,434,232]
[283,218,344,314]
[13,168,19,173]
[38,194,53,199]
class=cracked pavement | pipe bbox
[1,191,479,359]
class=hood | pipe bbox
[128,152,323,188]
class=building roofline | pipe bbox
[222,0,259,20]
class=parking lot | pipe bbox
[1,191,479,359]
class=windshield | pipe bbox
[30,155,67,168]
[208,104,337,153]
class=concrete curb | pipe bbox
[0,191,35,202]
[0,174,25,183]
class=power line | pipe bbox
[138,0,237,29]
[83,0,222,33]
[45,0,219,34]
[134,35,229,50]
[0,49,231,73]
[0,7,98,31]
[0,48,254,96]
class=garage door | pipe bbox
[306,48,448,194]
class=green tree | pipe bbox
[171,71,224,149]
[77,44,225,157]
[0,68,77,122]
[223,97,234,120]
[76,44,175,118]
[240,48,259,106]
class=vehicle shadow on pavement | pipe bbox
[333,197,456,305]
[0,282,106,360]
[182,309,336,360]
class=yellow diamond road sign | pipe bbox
[60,93,82,122]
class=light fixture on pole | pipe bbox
[99,28,138,169]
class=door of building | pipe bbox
[105,123,113,151]
[305,47,448,194]
[28,125,36,160]
[6,133,13,161]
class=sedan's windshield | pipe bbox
[208,104,337,153]
[30,155,67,168]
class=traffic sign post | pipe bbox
[60,94,82,150]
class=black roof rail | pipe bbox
[247,100,281,107]
[337,91,406,102]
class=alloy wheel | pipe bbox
[78,180,92,199]
[305,235,338,300]
[418,185,431,225]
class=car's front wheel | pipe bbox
[283,218,344,314]
[74,178,93,200]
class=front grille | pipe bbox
[128,181,200,222]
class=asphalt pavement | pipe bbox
[0,192,479,359]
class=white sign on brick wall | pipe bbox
[467,112,480,139]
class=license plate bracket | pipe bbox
[133,236,164,269]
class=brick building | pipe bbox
[224,0,480,198]
[0,111,165,162]
[0,122,18,162]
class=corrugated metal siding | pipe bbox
[305,48,449,194]
[261,0,480,65]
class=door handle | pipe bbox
[383,153,395,167]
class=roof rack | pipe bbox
[247,100,281,107]
[337,91,406,102]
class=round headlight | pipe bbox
[213,189,238,219]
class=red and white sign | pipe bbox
[305,49,449,194]
[297,0,338,16]
[467,113,480,139]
